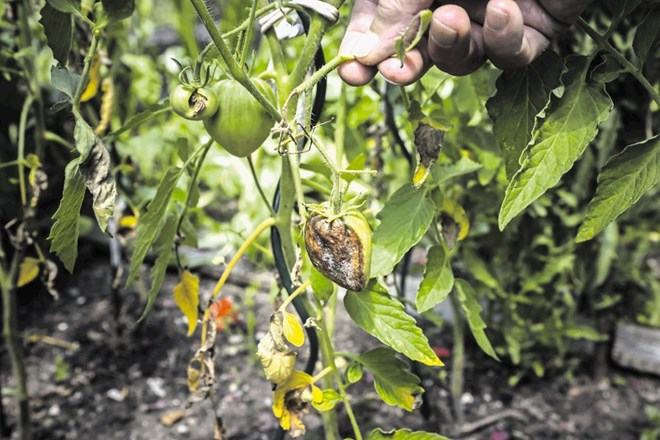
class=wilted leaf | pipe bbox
[48,161,86,272]
[282,311,305,347]
[577,134,660,242]
[257,313,297,386]
[344,281,443,367]
[412,122,445,189]
[454,279,499,360]
[358,347,423,411]
[17,257,40,287]
[81,54,101,102]
[174,270,200,336]
[371,185,436,277]
[368,428,450,440]
[499,55,613,230]
[272,370,323,437]
[160,410,185,427]
[77,131,116,232]
[416,245,454,313]
[126,166,184,287]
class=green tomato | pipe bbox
[304,207,372,292]
[203,79,276,157]
[170,84,219,121]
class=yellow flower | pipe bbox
[272,370,323,438]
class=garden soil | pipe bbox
[2,258,659,440]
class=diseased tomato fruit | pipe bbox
[170,84,219,121]
[304,208,372,291]
[203,79,276,157]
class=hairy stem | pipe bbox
[449,292,466,425]
[17,96,34,208]
[73,30,101,111]
[577,18,660,108]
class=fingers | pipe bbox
[428,5,485,76]
[482,0,550,70]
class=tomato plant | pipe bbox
[170,83,219,120]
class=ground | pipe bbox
[2,257,660,440]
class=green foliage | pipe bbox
[416,244,454,313]
[454,279,499,360]
[368,428,450,440]
[344,281,443,367]
[357,347,423,411]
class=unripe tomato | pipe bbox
[170,84,219,121]
[304,208,372,292]
[203,79,276,157]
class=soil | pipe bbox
[2,256,660,440]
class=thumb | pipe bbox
[346,0,434,66]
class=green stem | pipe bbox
[247,156,276,217]
[400,85,411,111]
[188,0,280,120]
[315,298,363,440]
[44,131,74,151]
[449,293,465,425]
[577,18,660,108]
[239,0,259,68]
[332,85,347,215]
[0,242,31,440]
[17,96,34,208]
[72,30,101,111]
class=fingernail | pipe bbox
[430,23,458,48]
[487,7,508,31]
[352,32,379,58]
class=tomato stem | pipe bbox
[247,156,276,217]
[72,30,101,110]
[279,280,311,312]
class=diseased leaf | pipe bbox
[40,3,72,66]
[313,389,341,412]
[344,281,443,367]
[633,6,660,66]
[173,270,200,336]
[577,134,660,242]
[78,133,116,232]
[17,257,41,287]
[454,279,499,360]
[499,56,613,230]
[126,166,183,287]
[80,54,101,102]
[358,347,423,411]
[416,245,454,313]
[368,428,450,440]
[487,50,564,179]
[138,212,177,321]
[51,66,79,99]
[282,311,305,347]
[48,161,86,272]
[371,185,436,277]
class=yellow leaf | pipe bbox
[119,215,137,229]
[18,257,40,287]
[441,198,470,241]
[282,311,305,347]
[81,54,101,102]
[173,270,199,336]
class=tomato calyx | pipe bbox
[170,59,219,121]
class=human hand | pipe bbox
[338,0,592,86]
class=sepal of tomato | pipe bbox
[304,207,372,292]
[170,84,219,121]
[203,79,276,157]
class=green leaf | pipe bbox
[605,0,642,22]
[313,389,341,412]
[78,133,116,232]
[40,3,72,66]
[344,281,443,367]
[344,361,364,384]
[100,0,134,23]
[371,185,436,277]
[300,240,334,304]
[46,0,80,13]
[139,212,177,321]
[633,6,660,66]
[368,428,450,440]
[487,50,564,179]
[416,245,454,313]
[126,166,184,287]
[499,56,613,230]
[48,161,86,272]
[357,347,423,411]
[591,54,626,84]
[50,66,79,99]
[454,279,499,360]
[577,134,660,242]
[565,326,608,341]
[429,156,483,186]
